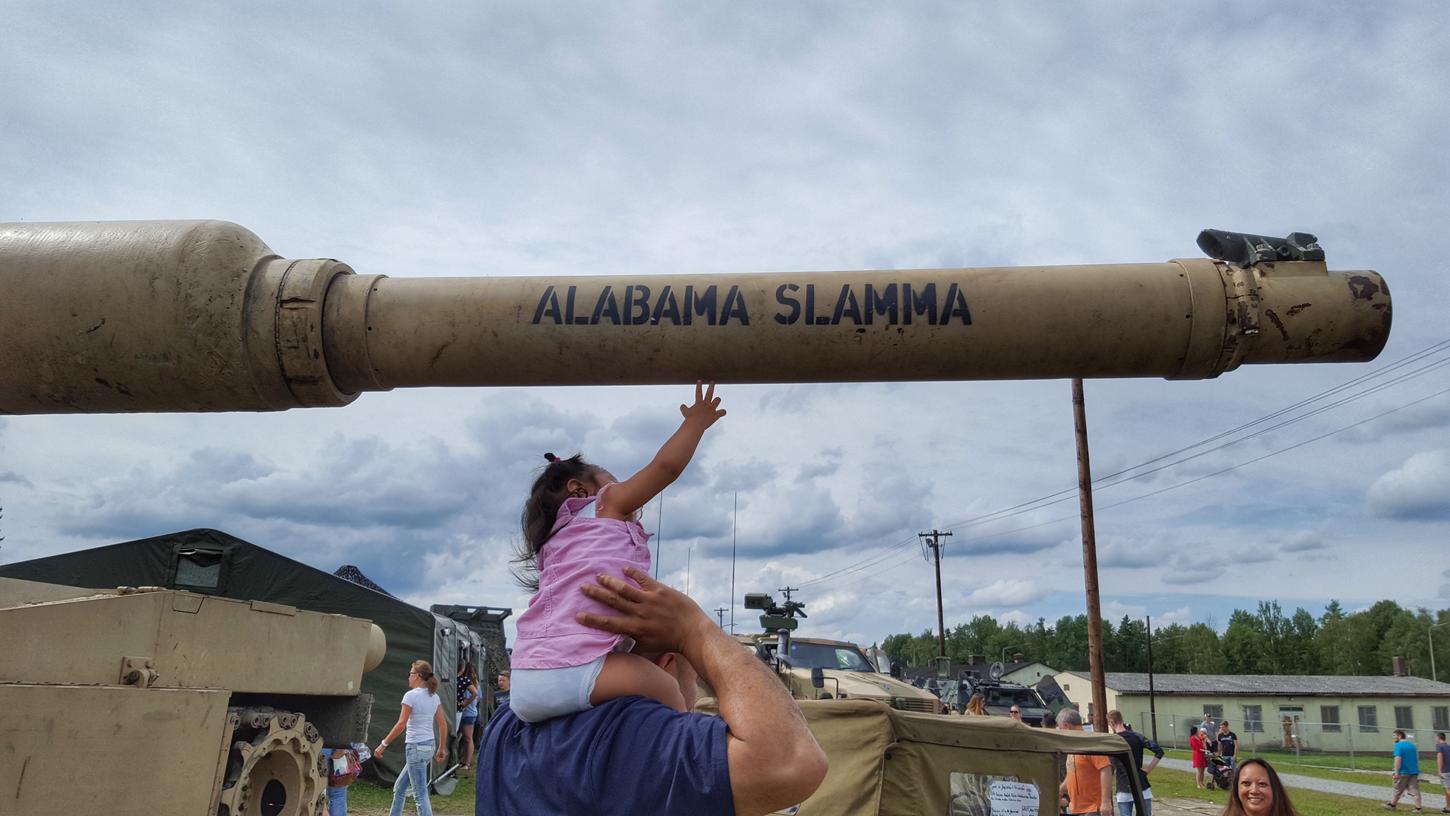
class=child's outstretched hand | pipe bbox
[680,381,726,427]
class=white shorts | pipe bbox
[509,656,608,723]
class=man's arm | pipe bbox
[1143,736,1164,774]
[578,567,829,816]
[597,382,724,518]
[1097,761,1113,816]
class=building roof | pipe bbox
[1060,671,1450,698]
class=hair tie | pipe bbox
[544,452,559,463]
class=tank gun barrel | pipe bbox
[0,220,1391,414]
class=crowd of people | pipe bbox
[1051,707,1302,816]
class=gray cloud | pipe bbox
[1368,450,1450,521]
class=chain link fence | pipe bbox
[1134,710,1441,771]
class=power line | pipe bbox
[797,344,1450,591]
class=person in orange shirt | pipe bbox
[1058,708,1113,816]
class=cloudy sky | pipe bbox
[3,2,1448,652]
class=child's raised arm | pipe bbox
[596,381,725,520]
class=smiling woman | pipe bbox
[1220,759,1301,816]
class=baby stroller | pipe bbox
[1204,752,1234,790]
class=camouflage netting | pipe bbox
[333,565,393,596]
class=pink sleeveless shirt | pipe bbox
[512,491,652,670]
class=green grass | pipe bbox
[339,776,475,815]
[1164,748,1444,795]
[1166,745,1399,772]
[1150,766,1438,816]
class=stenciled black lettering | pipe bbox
[941,282,972,325]
[775,283,801,325]
[721,285,750,325]
[651,285,682,325]
[684,285,718,326]
[567,286,586,324]
[863,283,898,325]
[624,284,651,326]
[590,286,621,325]
[532,285,561,325]
[903,283,937,325]
[806,284,830,325]
[831,284,862,325]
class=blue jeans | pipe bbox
[327,786,348,816]
[389,741,435,816]
[1117,799,1152,816]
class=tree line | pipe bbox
[880,600,1450,678]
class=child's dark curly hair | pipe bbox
[515,452,604,590]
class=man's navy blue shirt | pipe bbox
[476,696,734,816]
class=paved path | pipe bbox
[1150,799,1222,815]
[1158,757,1401,802]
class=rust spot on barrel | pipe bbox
[1264,309,1290,342]
[1348,275,1380,300]
[1285,303,1312,317]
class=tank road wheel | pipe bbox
[217,707,327,816]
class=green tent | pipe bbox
[0,528,483,783]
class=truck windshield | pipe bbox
[985,688,1041,708]
[787,641,875,671]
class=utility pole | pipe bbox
[779,586,800,605]
[1072,377,1108,733]
[1431,621,1447,682]
[715,607,728,628]
[1146,615,1158,742]
[919,530,953,661]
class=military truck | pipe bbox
[0,577,386,816]
[739,591,945,715]
[698,698,1144,816]
[967,678,1053,726]
[739,631,947,715]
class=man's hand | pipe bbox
[577,567,713,654]
[435,746,446,763]
[374,743,387,757]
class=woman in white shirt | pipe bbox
[375,660,449,816]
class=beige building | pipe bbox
[1002,661,1057,686]
[1055,671,1450,753]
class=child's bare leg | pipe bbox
[590,653,687,711]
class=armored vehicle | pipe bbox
[739,590,945,714]
[0,577,386,816]
[966,679,1053,726]
[739,632,947,715]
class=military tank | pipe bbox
[0,577,386,816]
[0,221,1390,414]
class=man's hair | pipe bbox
[1106,709,1124,725]
[1220,720,1230,727]
[1438,732,1447,740]
[1393,728,1406,739]
[1058,707,1083,728]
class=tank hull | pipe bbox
[0,583,383,814]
